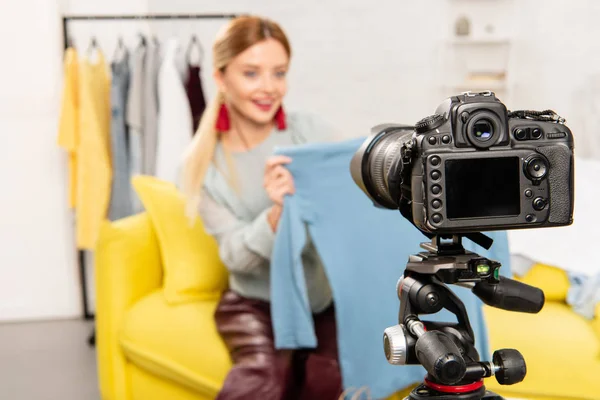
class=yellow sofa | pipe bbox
[94,180,600,400]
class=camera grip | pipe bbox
[415,331,466,385]
[472,276,545,313]
[536,145,572,224]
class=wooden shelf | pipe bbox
[448,37,511,46]
[443,81,507,91]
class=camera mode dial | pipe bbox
[416,114,445,134]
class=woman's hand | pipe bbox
[264,155,295,206]
[267,204,283,232]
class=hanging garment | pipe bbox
[185,64,206,132]
[155,38,193,184]
[108,51,133,221]
[57,47,79,209]
[142,40,161,176]
[75,51,112,249]
[126,42,146,213]
[269,138,513,399]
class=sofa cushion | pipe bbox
[516,263,570,302]
[484,301,600,399]
[132,175,228,304]
[120,290,231,398]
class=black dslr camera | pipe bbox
[351,90,574,235]
[350,92,575,400]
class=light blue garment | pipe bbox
[567,271,600,319]
[108,52,133,221]
[270,137,513,399]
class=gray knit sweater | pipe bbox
[198,112,337,312]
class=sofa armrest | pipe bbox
[95,213,163,400]
[594,303,600,343]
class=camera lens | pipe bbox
[472,119,494,141]
[350,126,415,209]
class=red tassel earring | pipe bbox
[216,103,231,132]
[274,105,287,130]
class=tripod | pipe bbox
[383,234,545,400]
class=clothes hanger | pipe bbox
[136,32,147,48]
[185,34,204,66]
[112,35,126,62]
[86,35,100,61]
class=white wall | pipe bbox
[0,0,79,322]
[1,0,598,322]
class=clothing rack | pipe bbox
[62,13,238,323]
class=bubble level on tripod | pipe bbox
[477,264,490,275]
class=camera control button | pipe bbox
[531,128,543,139]
[442,135,451,144]
[432,214,443,224]
[525,214,536,223]
[428,136,437,145]
[430,170,441,180]
[515,128,527,140]
[431,185,442,195]
[430,156,441,166]
[533,197,547,211]
[432,199,442,209]
[525,156,548,180]
[525,189,533,198]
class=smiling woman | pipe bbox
[180,15,342,400]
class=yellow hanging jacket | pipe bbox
[57,48,112,249]
[57,47,79,208]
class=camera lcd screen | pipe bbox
[445,157,521,219]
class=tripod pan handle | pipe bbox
[472,276,545,313]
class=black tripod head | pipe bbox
[384,234,545,400]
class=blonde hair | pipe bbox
[181,15,292,219]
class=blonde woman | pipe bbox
[182,15,342,400]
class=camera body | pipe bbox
[351,91,575,234]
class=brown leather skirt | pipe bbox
[214,290,343,400]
